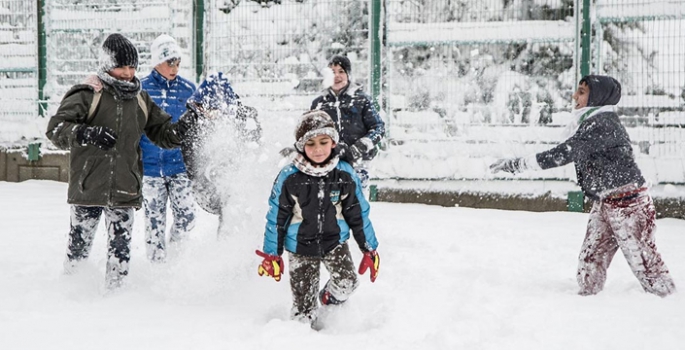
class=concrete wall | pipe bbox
[1,147,683,221]
[0,147,69,183]
[377,187,685,220]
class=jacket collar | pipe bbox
[150,68,178,87]
[323,82,361,99]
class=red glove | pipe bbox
[358,250,380,282]
[255,250,284,282]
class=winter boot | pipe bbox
[319,288,345,306]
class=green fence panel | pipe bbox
[1,0,684,184]
[593,0,685,183]
[42,1,194,116]
[203,0,370,113]
[0,0,38,120]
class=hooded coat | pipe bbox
[46,77,184,208]
[534,75,645,200]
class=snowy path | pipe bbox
[1,180,684,350]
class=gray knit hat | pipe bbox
[99,33,139,71]
[294,110,339,152]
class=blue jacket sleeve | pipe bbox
[263,167,295,256]
[339,162,378,252]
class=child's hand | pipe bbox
[358,250,380,282]
[489,158,523,174]
[255,250,284,282]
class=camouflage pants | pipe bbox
[142,173,196,262]
[65,205,134,289]
[577,194,676,297]
[288,243,359,322]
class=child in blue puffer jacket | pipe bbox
[256,110,380,329]
[140,34,197,262]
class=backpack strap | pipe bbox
[86,91,148,124]
[86,91,102,124]
[136,93,148,122]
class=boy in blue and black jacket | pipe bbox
[490,75,675,297]
[256,110,381,326]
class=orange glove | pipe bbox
[358,250,380,282]
[256,250,284,282]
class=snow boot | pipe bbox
[319,288,345,306]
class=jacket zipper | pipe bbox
[316,178,325,257]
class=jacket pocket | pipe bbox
[78,156,102,192]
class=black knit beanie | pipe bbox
[328,55,351,76]
[100,33,139,71]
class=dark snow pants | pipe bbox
[288,243,359,322]
[142,173,196,262]
[65,205,134,289]
[577,193,676,297]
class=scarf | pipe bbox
[562,105,616,139]
[96,69,141,100]
[293,153,339,177]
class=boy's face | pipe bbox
[109,66,137,82]
[330,64,348,92]
[304,134,335,164]
[572,82,590,109]
[155,58,181,81]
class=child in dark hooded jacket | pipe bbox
[490,75,675,297]
[256,110,380,327]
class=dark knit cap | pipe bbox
[294,110,340,152]
[328,55,351,75]
[100,33,139,71]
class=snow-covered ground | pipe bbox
[1,179,684,350]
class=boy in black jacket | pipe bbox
[256,110,380,327]
[311,55,385,195]
[490,75,675,297]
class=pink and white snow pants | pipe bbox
[577,193,676,297]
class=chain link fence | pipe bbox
[1,0,684,182]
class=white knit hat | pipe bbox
[150,34,181,67]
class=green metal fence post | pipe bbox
[369,184,378,202]
[369,0,382,112]
[567,191,585,212]
[37,0,47,117]
[193,0,205,83]
[580,0,591,77]
[27,142,42,162]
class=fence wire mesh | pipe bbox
[0,0,37,119]
[204,0,370,112]
[595,0,685,164]
[1,0,684,182]
[42,0,193,116]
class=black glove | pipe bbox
[489,158,524,174]
[336,142,362,164]
[76,125,118,150]
[353,137,374,154]
[175,111,197,139]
